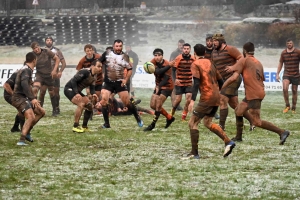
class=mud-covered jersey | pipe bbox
[173,54,195,86]
[280,48,300,77]
[65,68,96,94]
[13,65,35,101]
[211,45,242,80]
[77,53,103,85]
[34,48,56,77]
[45,46,64,71]
[151,58,174,90]
[235,55,265,100]
[191,58,222,106]
[99,50,131,82]
[4,71,17,96]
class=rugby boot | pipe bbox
[143,123,155,132]
[25,134,34,142]
[11,126,21,133]
[283,107,290,113]
[223,141,236,157]
[101,123,111,129]
[17,141,28,146]
[165,117,175,128]
[72,126,84,133]
[181,153,200,160]
[279,130,290,145]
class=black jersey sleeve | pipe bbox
[71,70,89,94]
[21,69,35,100]
[98,51,107,63]
[155,65,171,75]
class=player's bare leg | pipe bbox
[171,94,183,116]
[182,93,192,121]
[100,89,111,128]
[38,85,47,107]
[291,84,298,113]
[282,79,290,113]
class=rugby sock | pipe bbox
[236,116,244,139]
[260,120,284,135]
[171,107,176,116]
[19,134,26,142]
[82,110,92,128]
[128,98,140,122]
[209,123,231,144]
[19,115,25,130]
[219,108,228,130]
[182,110,187,120]
[102,105,110,125]
[161,108,172,120]
[152,111,161,124]
[13,114,20,128]
[50,95,56,113]
[190,129,199,155]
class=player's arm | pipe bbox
[3,82,13,95]
[222,71,239,89]
[155,65,171,75]
[51,54,60,78]
[71,70,88,95]
[21,70,36,101]
[276,54,284,82]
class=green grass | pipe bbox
[0,88,299,200]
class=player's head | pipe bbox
[84,44,94,59]
[125,44,132,52]
[153,48,164,63]
[91,64,101,75]
[31,42,41,54]
[212,33,226,50]
[177,39,185,51]
[25,52,37,65]
[45,36,54,48]
[286,39,294,50]
[182,43,191,55]
[193,44,206,57]
[206,34,213,49]
[243,42,255,57]
[106,46,113,54]
[113,39,123,54]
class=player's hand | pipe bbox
[31,99,40,108]
[51,70,57,79]
[175,79,181,85]
[123,107,128,112]
[169,60,175,67]
[188,100,194,112]
[121,80,127,87]
[276,74,280,82]
[225,66,232,73]
[57,72,62,78]
[92,94,98,104]
[74,94,82,101]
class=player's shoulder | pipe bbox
[95,53,101,59]
[163,59,170,66]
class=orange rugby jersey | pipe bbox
[173,54,195,86]
[211,45,242,80]
[191,58,222,106]
[280,48,300,77]
[151,58,174,90]
[235,55,265,100]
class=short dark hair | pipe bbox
[26,52,36,63]
[178,39,185,44]
[243,42,255,54]
[30,41,39,49]
[106,46,113,51]
[193,44,206,57]
[183,43,191,48]
[153,48,164,56]
[45,36,54,42]
[286,38,293,43]
[114,39,123,44]
[84,44,94,51]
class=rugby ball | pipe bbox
[143,61,155,74]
